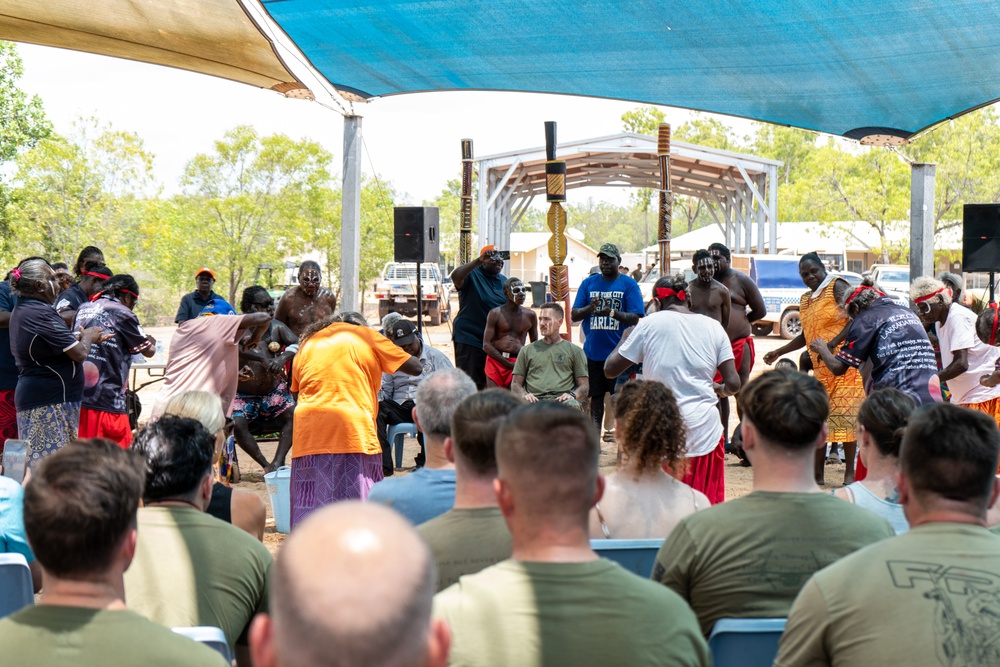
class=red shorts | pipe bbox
[0,388,16,444]
[715,335,755,383]
[78,408,133,448]
[681,436,726,504]
[484,354,516,389]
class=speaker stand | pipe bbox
[416,264,423,337]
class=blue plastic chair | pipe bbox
[173,626,233,663]
[387,422,419,469]
[590,538,664,577]
[0,553,33,619]
[708,618,787,667]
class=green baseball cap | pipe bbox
[598,243,621,258]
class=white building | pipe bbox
[508,228,597,287]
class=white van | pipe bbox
[730,255,805,339]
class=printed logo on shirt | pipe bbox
[887,559,1000,665]
[590,291,624,331]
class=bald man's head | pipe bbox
[253,502,446,667]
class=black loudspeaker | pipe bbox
[394,207,440,264]
[963,203,1000,272]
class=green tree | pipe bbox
[180,125,333,304]
[750,124,818,186]
[10,117,154,267]
[0,41,52,259]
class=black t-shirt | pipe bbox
[54,284,87,314]
[452,267,507,347]
[9,297,83,410]
[75,296,152,414]
[175,290,221,323]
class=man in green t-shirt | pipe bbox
[652,369,895,636]
[418,389,522,591]
[776,402,1000,666]
[249,502,449,667]
[511,302,588,410]
[434,402,711,666]
[125,416,272,666]
[0,440,226,666]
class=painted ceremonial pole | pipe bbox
[544,121,571,338]
[459,139,474,265]
[657,122,673,276]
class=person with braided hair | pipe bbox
[589,380,708,540]
[810,277,941,406]
[605,274,739,504]
[73,274,156,447]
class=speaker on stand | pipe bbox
[963,203,1000,304]
[394,207,440,336]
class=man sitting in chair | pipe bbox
[376,320,453,474]
[511,303,588,410]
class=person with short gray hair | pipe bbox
[369,369,476,524]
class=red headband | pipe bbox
[844,285,885,306]
[122,289,138,299]
[655,287,686,301]
[82,270,107,279]
[913,286,950,304]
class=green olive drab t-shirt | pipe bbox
[435,559,711,667]
[652,491,895,636]
[417,507,512,592]
[512,338,587,397]
[776,523,1000,666]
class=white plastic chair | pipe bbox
[0,552,33,619]
[172,626,233,663]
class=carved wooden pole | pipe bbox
[544,122,570,336]
[459,139,474,265]
[657,122,673,276]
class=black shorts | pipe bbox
[588,358,619,397]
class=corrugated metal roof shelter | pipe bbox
[477,132,782,253]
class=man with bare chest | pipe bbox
[483,278,538,389]
[709,243,766,446]
[687,249,731,329]
[233,286,299,473]
[274,260,338,337]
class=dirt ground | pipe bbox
[133,308,850,558]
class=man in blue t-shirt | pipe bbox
[571,243,644,434]
[451,246,507,390]
[369,369,477,524]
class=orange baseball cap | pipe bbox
[195,267,216,279]
[479,244,496,256]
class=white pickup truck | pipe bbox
[375,262,451,326]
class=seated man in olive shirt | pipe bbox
[511,302,588,410]
[652,369,895,636]
[434,403,710,667]
[417,389,522,591]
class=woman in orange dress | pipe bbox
[763,253,866,484]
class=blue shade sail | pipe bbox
[262,0,1000,140]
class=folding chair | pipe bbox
[0,552,33,619]
[590,538,664,577]
[708,617,787,667]
[173,626,233,663]
[387,422,419,469]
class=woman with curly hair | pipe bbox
[809,278,941,406]
[589,380,708,540]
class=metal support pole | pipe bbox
[416,266,423,337]
[909,163,936,280]
[340,115,362,313]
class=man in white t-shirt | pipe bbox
[912,277,1000,421]
[605,275,740,504]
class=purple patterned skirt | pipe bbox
[290,452,384,529]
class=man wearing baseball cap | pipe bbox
[175,267,223,323]
[570,243,644,438]
[451,245,508,389]
[376,320,455,474]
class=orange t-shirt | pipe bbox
[290,323,412,458]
